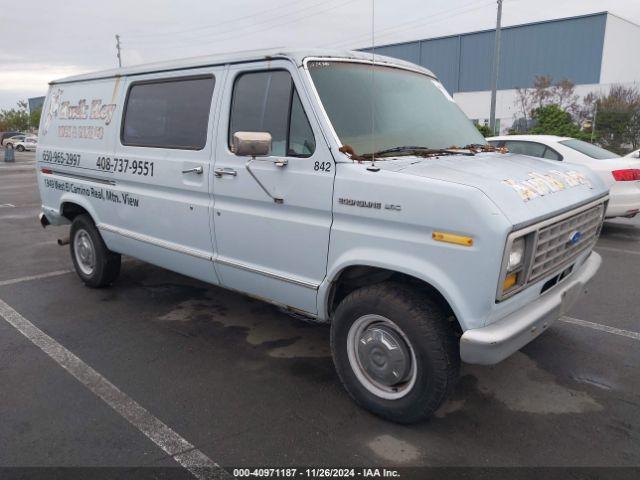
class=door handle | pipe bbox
[273,158,288,167]
[214,167,238,178]
[182,166,203,175]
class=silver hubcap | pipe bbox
[347,315,417,400]
[74,229,95,276]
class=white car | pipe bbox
[13,136,38,151]
[626,148,640,159]
[488,135,640,218]
[3,134,27,148]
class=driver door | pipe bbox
[212,61,334,315]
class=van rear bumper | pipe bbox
[38,206,68,227]
[459,251,601,365]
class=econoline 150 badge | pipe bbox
[502,170,592,202]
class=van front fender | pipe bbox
[318,247,474,329]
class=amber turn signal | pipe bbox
[503,272,518,291]
[432,231,473,247]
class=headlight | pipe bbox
[498,233,533,300]
[507,237,525,272]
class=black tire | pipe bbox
[69,214,121,288]
[330,281,459,424]
[16,145,25,152]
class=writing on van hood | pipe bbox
[502,170,592,202]
[42,88,116,136]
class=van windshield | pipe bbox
[307,61,485,157]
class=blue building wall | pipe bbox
[28,96,45,113]
[363,12,607,94]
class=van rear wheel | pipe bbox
[70,214,121,288]
[330,281,459,424]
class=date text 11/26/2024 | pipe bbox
[232,468,401,478]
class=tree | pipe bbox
[629,110,640,150]
[594,85,640,153]
[529,104,589,140]
[550,78,580,116]
[0,100,30,131]
[532,75,553,110]
[475,123,492,137]
[513,76,579,126]
[30,107,42,129]
[575,92,597,131]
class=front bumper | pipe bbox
[460,251,601,365]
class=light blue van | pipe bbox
[36,49,608,423]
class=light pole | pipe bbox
[115,34,122,68]
[489,0,503,135]
[591,101,598,143]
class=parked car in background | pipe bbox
[488,135,640,218]
[626,148,640,159]
[13,136,38,151]
[3,134,27,148]
[0,132,24,146]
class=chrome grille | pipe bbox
[529,203,604,282]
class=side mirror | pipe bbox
[232,131,272,157]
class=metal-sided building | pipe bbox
[362,12,640,133]
[28,96,45,114]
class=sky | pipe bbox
[1,0,639,110]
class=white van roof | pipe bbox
[50,48,436,85]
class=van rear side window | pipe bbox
[122,76,215,150]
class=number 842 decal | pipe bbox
[313,161,331,172]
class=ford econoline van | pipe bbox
[37,49,608,423]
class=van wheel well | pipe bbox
[328,266,459,333]
[61,202,90,222]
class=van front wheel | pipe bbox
[70,214,121,288]
[330,282,459,424]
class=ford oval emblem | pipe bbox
[567,230,584,245]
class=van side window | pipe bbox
[122,76,215,150]
[229,70,315,157]
[288,89,316,157]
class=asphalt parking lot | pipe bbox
[1,151,639,476]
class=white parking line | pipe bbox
[0,270,73,287]
[0,184,34,190]
[0,165,35,171]
[560,316,640,340]
[0,298,230,480]
[596,246,640,257]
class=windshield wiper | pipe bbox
[339,144,475,162]
[360,146,475,159]
[362,146,433,158]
